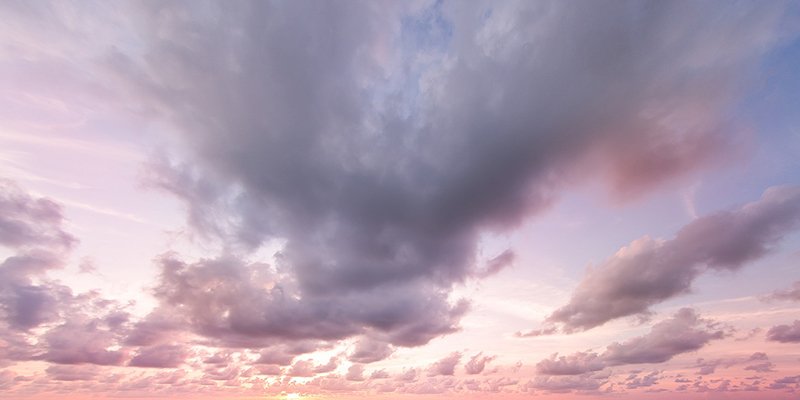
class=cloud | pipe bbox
[129,344,189,368]
[0,181,77,333]
[0,1,797,394]
[0,179,75,251]
[528,374,606,393]
[288,357,339,378]
[464,352,496,375]
[536,309,724,375]
[766,320,800,343]
[545,186,800,332]
[346,364,366,382]
[764,281,800,302]
[347,337,395,364]
[602,309,724,365]
[93,0,791,357]
[536,352,605,376]
[624,371,661,389]
[427,352,461,376]
[254,343,318,366]
[143,252,468,349]
[478,250,515,278]
[45,365,99,381]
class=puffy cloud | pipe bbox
[144,252,468,349]
[0,1,797,395]
[0,182,76,333]
[602,309,724,365]
[546,186,800,332]
[42,319,126,366]
[346,364,366,382]
[427,352,461,376]
[536,309,723,375]
[536,352,605,376]
[624,371,661,389]
[745,362,775,373]
[254,344,315,366]
[0,180,75,251]
[97,0,792,356]
[288,357,338,378]
[464,352,496,375]
[766,320,800,343]
[347,337,395,364]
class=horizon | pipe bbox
[1,1,800,399]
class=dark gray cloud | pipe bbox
[536,309,724,376]
[102,0,792,357]
[545,186,800,332]
[111,0,791,353]
[766,320,800,343]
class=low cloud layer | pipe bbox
[537,309,725,375]
[545,186,800,332]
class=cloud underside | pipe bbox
[119,0,787,351]
[544,186,800,333]
[536,308,724,376]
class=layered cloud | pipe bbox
[545,186,800,332]
[536,309,725,375]
[764,281,800,302]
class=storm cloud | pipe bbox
[99,0,792,354]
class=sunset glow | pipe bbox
[1,1,800,399]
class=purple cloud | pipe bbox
[766,321,800,343]
[546,186,800,332]
[464,352,496,375]
[427,352,462,377]
[536,309,724,375]
[129,344,189,368]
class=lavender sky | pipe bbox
[2,1,800,399]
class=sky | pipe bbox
[1,0,800,399]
